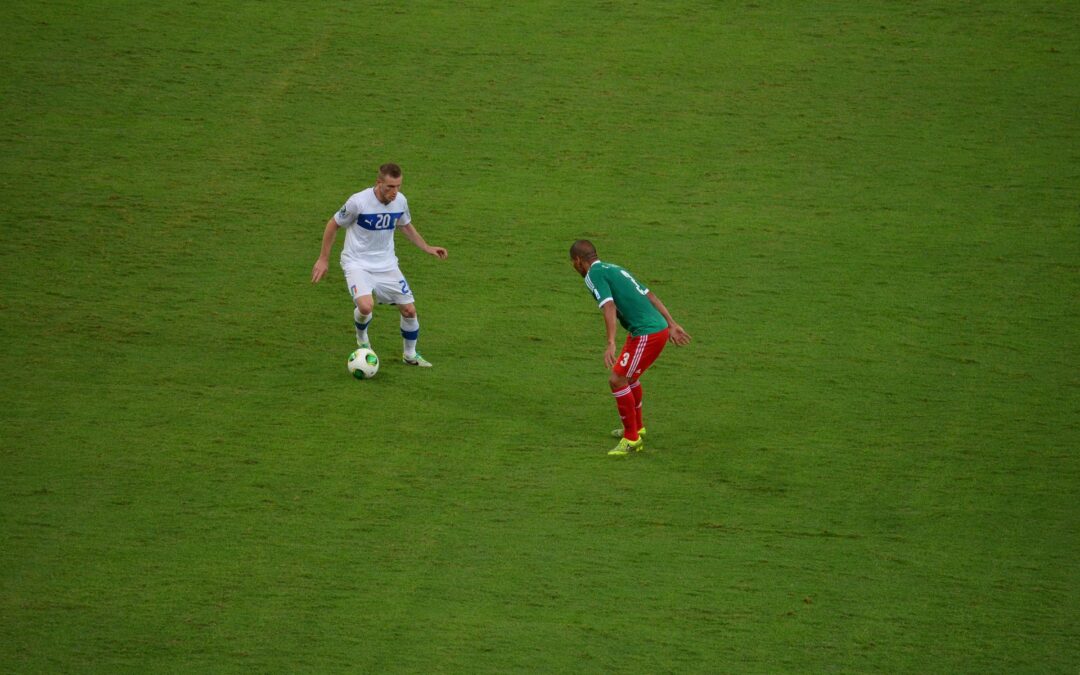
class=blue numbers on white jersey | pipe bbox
[359,213,400,231]
[620,270,648,295]
[399,278,411,296]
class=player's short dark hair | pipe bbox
[570,239,598,261]
[378,163,402,179]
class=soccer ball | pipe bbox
[347,348,379,379]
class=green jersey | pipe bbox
[584,261,668,336]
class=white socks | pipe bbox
[355,309,420,356]
[400,316,419,357]
[353,307,372,345]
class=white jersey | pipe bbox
[333,187,412,272]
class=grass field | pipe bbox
[2,1,1078,671]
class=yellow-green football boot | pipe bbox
[608,436,645,456]
[402,352,433,367]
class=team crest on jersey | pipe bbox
[338,205,348,218]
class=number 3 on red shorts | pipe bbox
[619,352,630,367]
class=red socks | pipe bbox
[629,380,643,431]
[612,383,639,441]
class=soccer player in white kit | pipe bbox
[311,163,448,367]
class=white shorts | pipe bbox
[344,266,415,306]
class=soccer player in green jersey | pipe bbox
[570,240,692,456]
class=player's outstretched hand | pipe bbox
[428,246,448,259]
[311,258,329,284]
[669,324,692,346]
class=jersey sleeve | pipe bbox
[333,196,359,227]
[585,271,613,307]
[399,195,412,226]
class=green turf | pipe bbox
[2,1,1078,672]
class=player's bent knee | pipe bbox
[355,297,375,315]
[609,373,630,389]
[398,304,417,319]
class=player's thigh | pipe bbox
[371,268,416,307]
[344,268,377,312]
[615,331,668,380]
[611,335,641,379]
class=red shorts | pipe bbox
[613,327,670,380]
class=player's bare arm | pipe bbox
[399,223,448,259]
[646,291,691,345]
[601,301,619,369]
[311,217,341,284]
